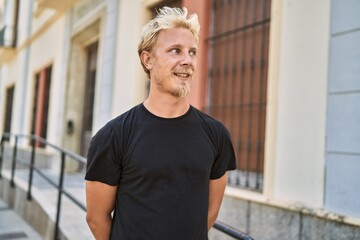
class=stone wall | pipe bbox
[209,196,360,240]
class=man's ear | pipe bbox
[140,51,152,71]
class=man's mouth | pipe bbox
[174,72,191,78]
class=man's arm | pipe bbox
[86,180,118,240]
[208,173,228,230]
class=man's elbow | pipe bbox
[86,213,94,226]
[210,209,219,220]
[86,212,100,232]
[208,209,220,230]
[86,211,112,239]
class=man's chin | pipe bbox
[177,88,190,98]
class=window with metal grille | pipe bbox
[206,0,271,191]
[151,0,182,16]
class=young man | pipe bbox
[85,7,236,240]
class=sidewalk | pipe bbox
[0,199,42,240]
[0,168,92,240]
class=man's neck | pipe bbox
[143,95,190,118]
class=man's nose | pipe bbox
[180,52,194,65]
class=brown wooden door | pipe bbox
[31,66,52,148]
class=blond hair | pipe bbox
[138,7,200,77]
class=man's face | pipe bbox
[147,27,198,98]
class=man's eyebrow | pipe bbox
[167,44,198,49]
[168,44,182,48]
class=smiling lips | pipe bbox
[174,72,192,78]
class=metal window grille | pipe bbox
[206,0,271,191]
[151,0,182,15]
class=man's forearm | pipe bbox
[208,174,227,231]
[85,181,117,239]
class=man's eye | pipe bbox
[170,48,180,54]
[189,50,197,56]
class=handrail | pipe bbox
[0,132,253,240]
[0,133,86,240]
[214,221,253,240]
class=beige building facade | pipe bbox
[1,0,360,239]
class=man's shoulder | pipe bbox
[191,106,225,129]
[93,104,142,138]
[108,104,143,127]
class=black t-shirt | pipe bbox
[85,104,236,240]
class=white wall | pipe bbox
[16,0,31,44]
[0,1,66,148]
[2,0,33,136]
[92,0,119,131]
[111,0,149,119]
[0,56,22,134]
[272,0,330,208]
[28,17,66,146]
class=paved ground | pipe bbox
[0,199,42,240]
[0,168,92,240]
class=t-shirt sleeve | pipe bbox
[85,123,122,186]
[210,124,237,179]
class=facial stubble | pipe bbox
[177,81,190,98]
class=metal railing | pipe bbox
[0,133,86,240]
[214,221,253,240]
[0,133,253,240]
